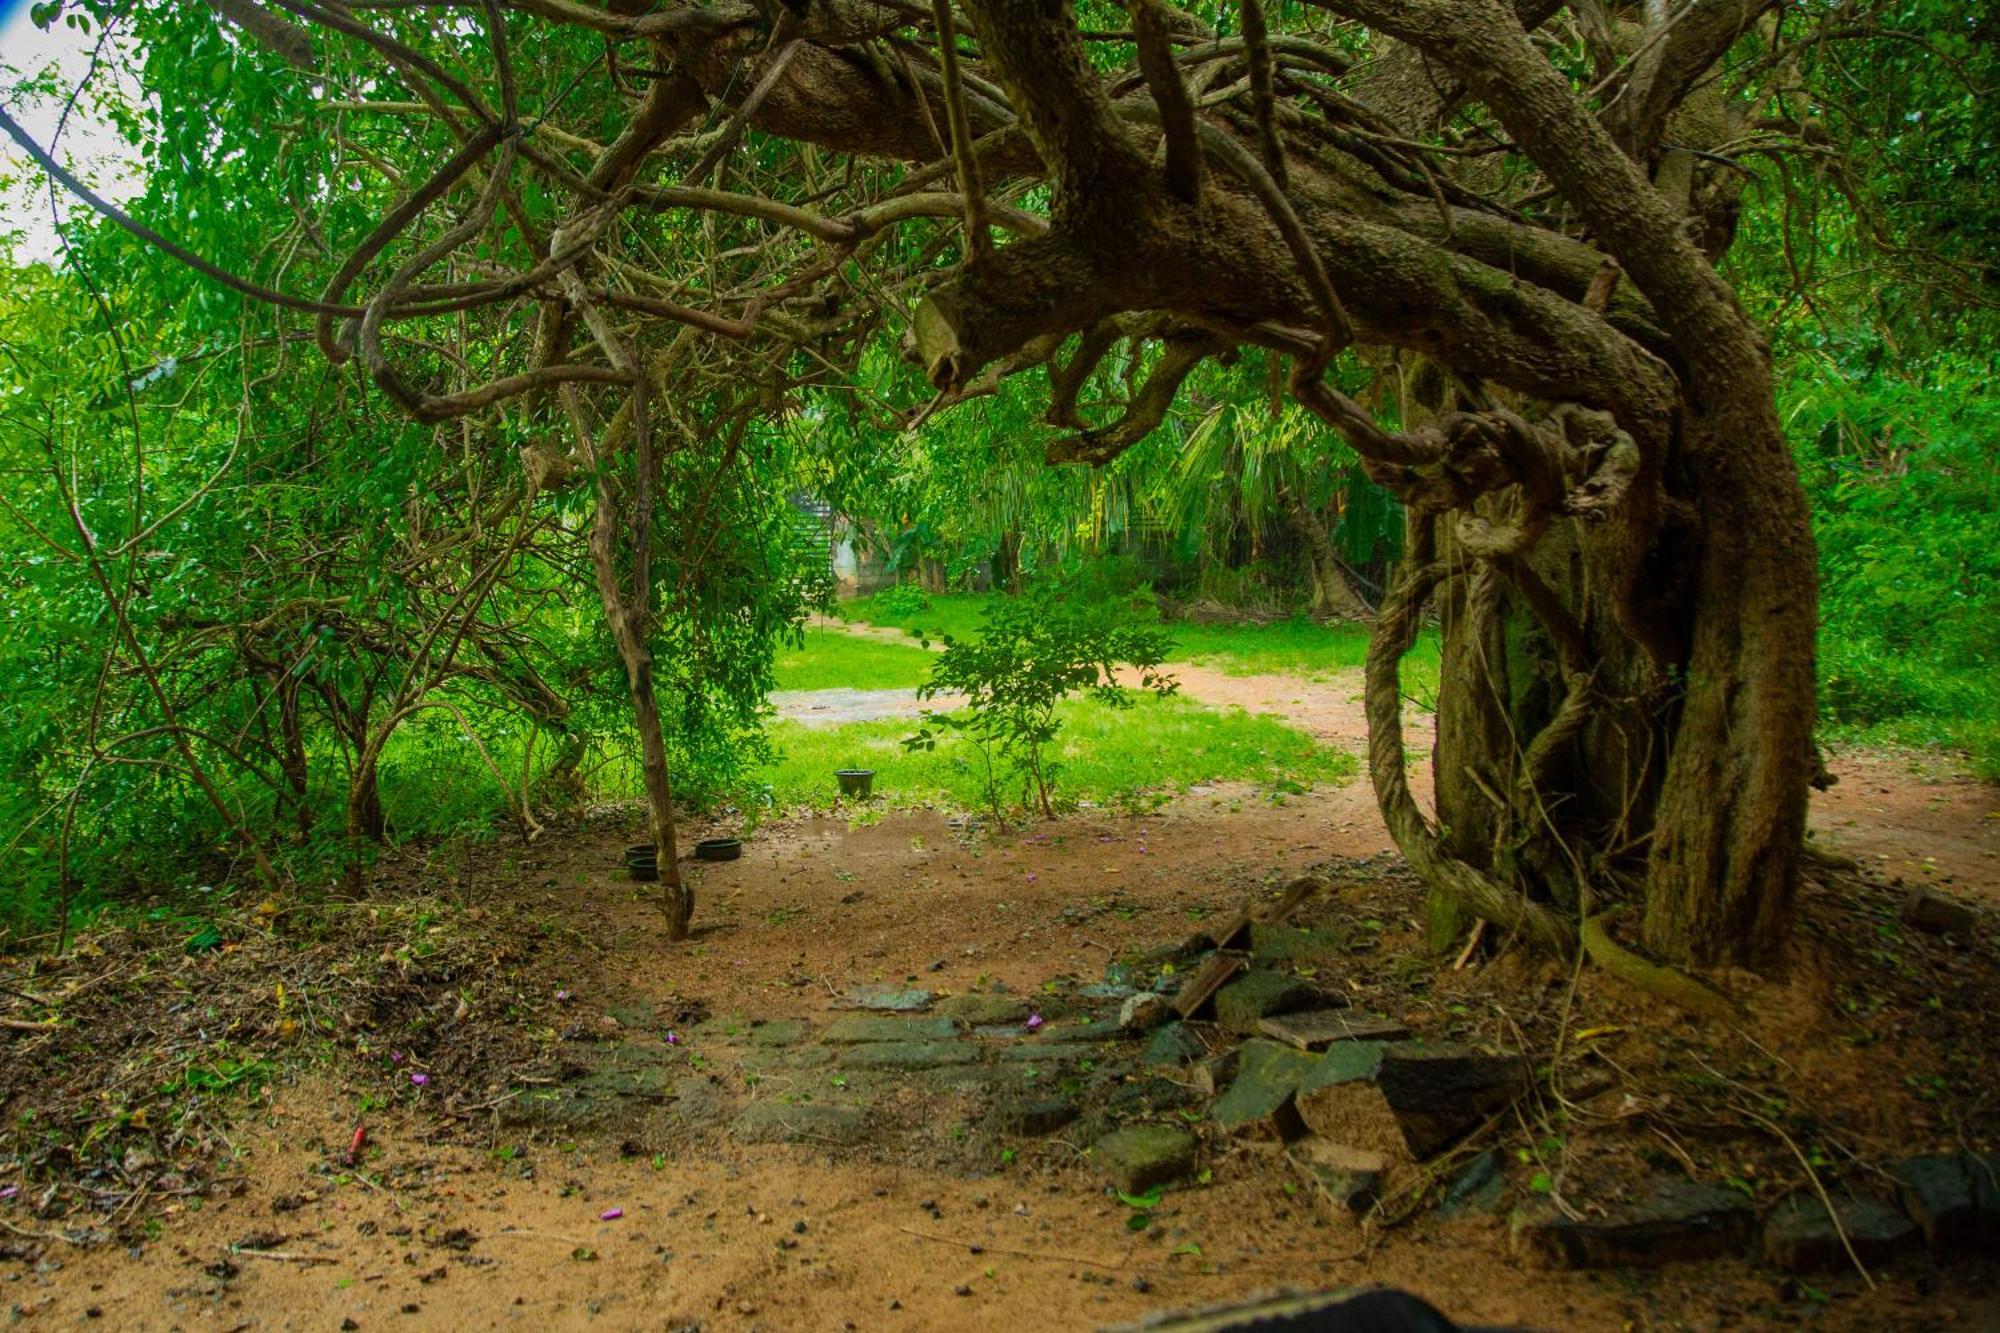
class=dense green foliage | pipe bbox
[0,0,1993,946]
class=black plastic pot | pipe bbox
[624,843,655,862]
[835,768,876,799]
[627,856,660,883]
[694,837,742,862]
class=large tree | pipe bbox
[10,0,1846,964]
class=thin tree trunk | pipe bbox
[1278,486,1373,622]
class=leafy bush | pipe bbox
[906,583,1177,819]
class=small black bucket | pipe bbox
[624,843,659,882]
[835,769,875,799]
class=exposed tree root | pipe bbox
[1580,911,1739,1023]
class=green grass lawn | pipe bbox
[772,627,936,691]
[751,691,1353,814]
[836,590,1440,688]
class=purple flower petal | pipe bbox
[1025,1014,1044,1031]
[600,1208,623,1221]
[410,1073,429,1086]
[0,1186,18,1201]
[665,1031,679,1045]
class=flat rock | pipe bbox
[1900,886,1978,936]
[836,1040,976,1071]
[1289,1138,1388,1217]
[1141,1022,1207,1067]
[821,1015,959,1044]
[1891,1153,2000,1254]
[745,1019,813,1047]
[1513,1178,1755,1268]
[992,1042,1101,1064]
[834,986,935,1012]
[992,1096,1080,1136]
[1038,1019,1127,1043]
[936,993,1028,1025]
[1762,1190,1918,1272]
[730,1101,870,1146]
[1258,1009,1407,1050]
[1212,970,1322,1036]
[1210,1038,1319,1140]
[1093,1125,1198,1194]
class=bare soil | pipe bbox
[3,660,1998,1332]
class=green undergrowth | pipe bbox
[751,692,1353,815]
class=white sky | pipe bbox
[1,3,148,264]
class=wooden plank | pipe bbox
[1172,950,1248,1019]
[1257,1009,1410,1050]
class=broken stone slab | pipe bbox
[820,1015,959,1044]
[1288,1138,1388,1217]
[1037,1018,1127,1043]
[1209,1038,1320,1141]
[833,986,935,1012]
[1101,1287,1465,1333]
[835,1040,978,1071]
[1891,1153,2000,1254]
[936,993,1029,1025]
[1761,1190,1918,1273]
[1172,951,1248,1019]
[1371,1043,1531,1158]
[1212,969,1323,1036]
[1093,1124,1198,1194]
[729,1100,871,1146]
[1512,1178,1755,1268]
[1900,886,1979,936]
[992,1042,1101,1065]
[1142,1021,1208,1067]
[1293,1042,1406,1159]
[1258,1009,1408,1050]
[992,1095,1080,1137]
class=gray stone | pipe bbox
[1513,1178,1755,1268]
[992,1096,1079,1136]
[1210,1038,1320,1140]
[836,1040,977,1071]
[835,986,935,1012]
[1212,970,1321,1036]
[729,1101,870,1146]
[738,1045,835,1073]
[1039,1019,1127,1043]
[1141,1022,1207,1067]
[1436,1149,1507,1219]
[1891,1153,2000,1254]
[1078,982,1138,1001]
[936,993,1029,1025]
[992,1042,1100,1065]
[1761,1191,1917,1272]
[1118,992,1172,1032]
[821,1015,958,1044]
[1093,1125,1198,1194]
[1900,886,1979,936]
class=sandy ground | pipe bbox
[7,630,1997,1331]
